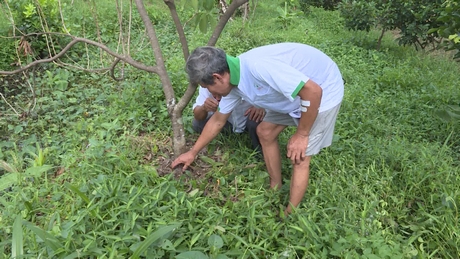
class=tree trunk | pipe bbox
[0,0,249,159]
[134,0,185,156]
[377,27,386,51]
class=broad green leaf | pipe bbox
[427,28,438,34]
[188,188,200,197]
[12,215,23,259]
[204,0,214,10]
[447,110,460,119]
[0,172,19,191]
[199,155,223,167]
[214,225,226,233]
[199,14,208,33]
[23,221,63,252]
[65,182,91,204]
[209,12,217,29]
[176,251,209,259]
[208,234,223,249]
[63,248,103,259]
[447,105,460,112]
[131,224,180,259]
[24,165,53,177]
[161,239,175,251]
[191,0,199,10]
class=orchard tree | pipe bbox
[338,0,444,51]
[0,0,249,156]
[429,0,460,60]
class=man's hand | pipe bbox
[171,151,196,171]
[244,106,266,122]
[287,132,309,165]
[202,98,219,112]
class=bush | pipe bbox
[337,0,454,53]
[339,0,376,32]
[299,0,342,11]
[431,0,460,60]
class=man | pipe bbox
[192,86,264,151]
[172,42,344,214]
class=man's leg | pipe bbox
[257,121,286,189]
[245,119,261,151]
[284,103,342,214]
[192,118,208,133]
[285,156,311,214]
[192,114,232,134]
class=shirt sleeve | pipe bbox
[217,88,242,114]
[249,59,310,101]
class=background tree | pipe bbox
[299,0,457,57]
[338,0,444,51]
[429,0,460,60]
[0,0,249,156]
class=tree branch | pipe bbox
[0,35,160,76]
[134,0,175,112]
[164,0,190,61]
[0,92,20,117]
[208,0,249,46]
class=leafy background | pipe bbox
[0,0,459,258]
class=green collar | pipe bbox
[226,54,240,86]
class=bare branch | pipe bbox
[34,0,57,57]
[208,0,249,46]
[127,0,133,56]
[164,0,190,61]
[57,0,71,35]
[0,32,67,40]
[54,60,112,73]
[134,0,175,111]
[25,70,37,113]
[115,0,126,81]
[0,93,20,117]
[0,35,159,75]
[110,58,125,81]
[89,0,104,66]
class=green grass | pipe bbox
[0,0,459,258]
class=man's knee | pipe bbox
[257,123,277,142]
[192,119,206,133]
[246,119,259,133]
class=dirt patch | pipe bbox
[130,133,219,180]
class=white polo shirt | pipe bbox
[218,43,344,118]
[193,86,252,133]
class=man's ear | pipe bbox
[212,73,223,83]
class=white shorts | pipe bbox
[263,103,341,156]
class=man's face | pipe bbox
[202,72,232,99]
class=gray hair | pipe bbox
[185,46,229,85]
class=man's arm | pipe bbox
[287,79,322,164]
[171,111,231,170]
[193,105,209,121]
[190,111,230,154]
[193,97,219,121]
[296,79,322,137]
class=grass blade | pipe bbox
[24,165,53,177]
[22,220,63,252]
[0,172,19,191]
[176,251,209,259]
[12,215,23,259]
[131,224,180,259]
[64,182,90,204]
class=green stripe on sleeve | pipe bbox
[291,81,305,98]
